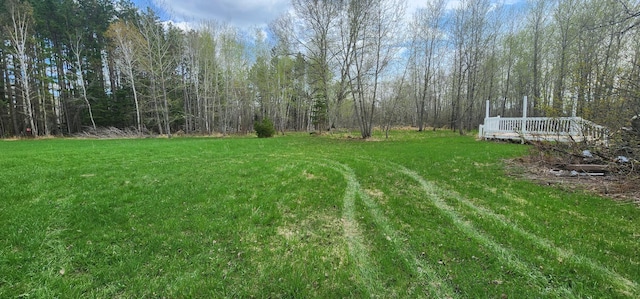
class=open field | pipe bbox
[1,131,639,298]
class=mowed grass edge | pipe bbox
[0,131,638,298]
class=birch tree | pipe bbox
[106,20,145,133]
[4,0,36,135]
[139,10,177,136]
[70,33,97,130]
[197,23,219,134]
[219,27,244,134]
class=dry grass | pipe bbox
[506,155,640,206]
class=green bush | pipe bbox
[254,117,276,138]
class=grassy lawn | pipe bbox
[1,131,638,298]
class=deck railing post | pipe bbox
[486,100,490,119]
[480,100,490,139]
[522,96,528,136]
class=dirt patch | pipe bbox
[276,226,296,241]
[302,170,317,180]
[364,188,384,198]
[506,156,640,206]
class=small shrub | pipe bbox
[254,117,276,138]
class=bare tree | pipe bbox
[527,0,550,114]
[614,0,640,33]
[70,33,97,131]
[551,0,578,115]
[106,20,145,134]
[449,0,497,134]
[410,0,446,131]
[218,26,251,134]
[342,0,405,138]
[4,0,36,135]
[193,22,220,134]
[138,11,177,137]
[288,0,343,132]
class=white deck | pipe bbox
[479,116,608,143]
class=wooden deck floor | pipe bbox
[481,132,593,143]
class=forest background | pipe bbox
[1,0,639,139]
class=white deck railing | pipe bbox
[479,116,608,143]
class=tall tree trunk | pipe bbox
[161,75,171,138]
[4,60,20,135]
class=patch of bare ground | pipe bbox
[506,155,640,206]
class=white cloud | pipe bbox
[407,0,522,13]
[147,0,524,31]
[404,0,468,16]
[153,0,290,28]
[162,20,194,32]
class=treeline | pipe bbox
[1,0,639,138]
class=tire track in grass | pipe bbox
[451,186,640,297]
[340,172,378,296]
[315,159,455,298]
[312,159,380,297]
[357,180,456,298]
[387,160,639,297]
[387,163,575,298]
[436,181,640,297]
[273,155,382,295]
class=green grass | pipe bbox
[1,131,638,298]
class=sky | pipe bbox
[150,0,290,28]
[135,0,526,30]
